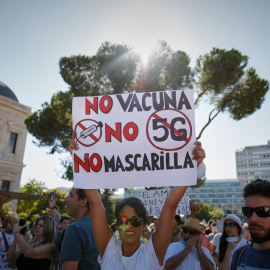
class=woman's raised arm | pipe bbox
[84,189,113,258]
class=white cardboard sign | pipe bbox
[140,188,190,216]
[72,90,196,188]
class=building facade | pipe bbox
[0,81,31,208]
[188,179,245,220]
[123,178,246,220]
[235,140,270,184]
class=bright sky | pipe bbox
[1,0,270,190]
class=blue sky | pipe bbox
[1,0,269,190]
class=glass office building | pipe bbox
[123,178,245,220]
[235,140,270,184]
[188,179,245,220]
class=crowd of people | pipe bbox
[0,138,269,269]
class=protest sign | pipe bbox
[140,188,190,217]
[72,90,197,188]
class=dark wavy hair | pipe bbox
[243,179,270,199]
[115,197,148,224]
[218,221,241,263]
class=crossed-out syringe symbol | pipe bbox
[78,121,103,139]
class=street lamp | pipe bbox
[42,187,48,212]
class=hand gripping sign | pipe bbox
[72,90,197,189]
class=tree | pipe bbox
[0,203,16,219]
[16,179,67,221]
[209,206,225,220]
[24,42,269,185]
[100,189,115,225]
[194,204,213,222]
[25,40,192,181]
[194,48,269,139]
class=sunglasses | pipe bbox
[242,206,270,218]
[224,222,237,228]
[182,228,198,235]
[212,223,217,226]
[116,216,143,227]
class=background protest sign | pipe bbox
[72,90,197,188]
[140,188,190,217]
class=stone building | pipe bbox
[0,81,31,209]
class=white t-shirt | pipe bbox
[211,232,222,247]
[0,232,16,270]
[165,241,215,270]
[98,234,163,270]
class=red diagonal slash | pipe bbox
[152,113,190,143]
[78,122,98,141]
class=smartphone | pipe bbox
[19,219,27,236]
[50,192,55,202]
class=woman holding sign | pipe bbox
[69,135,205,270]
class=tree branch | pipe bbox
[196,108,223,140]
[194,88,208,106]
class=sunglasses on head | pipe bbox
[182,228,198,235]
[242,206,270,218]
[224,222,237,228]
[116,216,143,227]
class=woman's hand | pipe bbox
[12,222,26,235]
[68,130,79,154]
[192,141,205,166]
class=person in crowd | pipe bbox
[147,223,155,239]
[231,179,270,269]
[141,226,150,243]
[208,220,219,241]
[205,220,214,236]
[169,215,182,244]
[164,218,215,270]
[153,216,159,230]
[54,216,71,270]
[200,222,212,252]
[58,188,100,270]
[0,215,19,270]
[215,214,248,270]
[69,134,206,269]
[243,222,251,242]
[6,215,55,270]
[180,215,186,226]
[48,204,61,232]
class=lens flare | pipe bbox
[119,216,129,232]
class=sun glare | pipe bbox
[134,43,156,65]
[105,3,175,65]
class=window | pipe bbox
[8,132,17,153]
[1,180,10,191]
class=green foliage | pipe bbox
[0,203,16,218]
[195,47,269,139]
[100,189,115,225]
[24,41,269,181]
[194,204,213,222]
[16,179,68,222]
[209,206,225,220]
[190,176,206,189]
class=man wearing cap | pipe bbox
[231,179,270,269]
[164,218,215,270]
